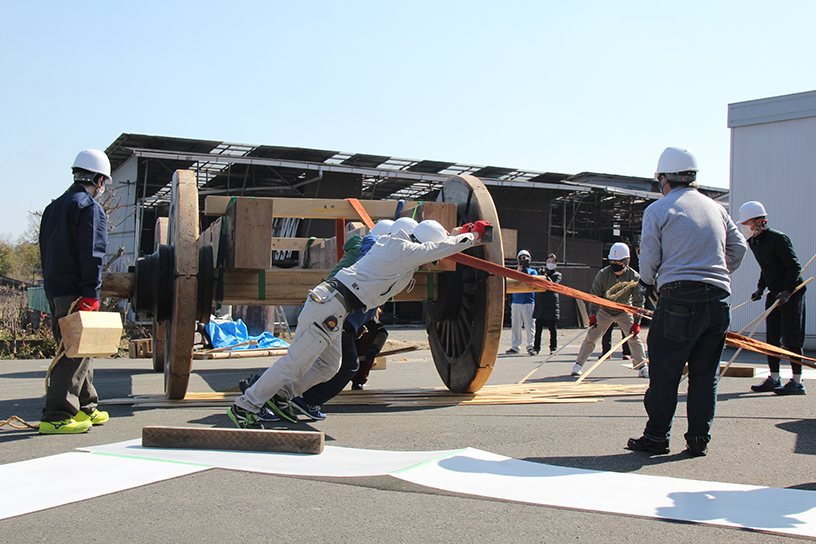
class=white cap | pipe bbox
[413,220,448,243]
[608,242,630,260]
[370,219,394,237]
[72,149,112,184]
[390,217,419,236]
[738,201,767,222]
[517,249,531,259]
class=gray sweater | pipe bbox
[639,186,747,295]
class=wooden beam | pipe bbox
[142,426,324,454]
[205,196,419,219]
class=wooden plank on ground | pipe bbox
[142,426,324,454]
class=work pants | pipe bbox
[534,318,557,353]
[765,289,806,376]
[510,303,535,351]
[642,283,729,443]
[575,309,645,366]
[42,296,98,422]
[302,324,359,406]
[236,284,347,412]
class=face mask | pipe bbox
[739,223,754,238]
[546,262,556,270]
[610,263,625,273]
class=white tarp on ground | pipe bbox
[2,439,816,538]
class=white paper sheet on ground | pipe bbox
[0,452,208,521]
[755,368,816,380]
[392,447,816,539]
[80,439,464,477]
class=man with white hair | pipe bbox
[229,218,491,428]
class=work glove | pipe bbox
[751,288,764,302]
[777,291,792,305]
[461,220,492,240]
[588,315,597,328]
[637,279,654,300]
[630,323,641,336]
[77,297,100,312]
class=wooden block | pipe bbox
[719,364,756,377]
[142,426,324,454]
[370,356,386,370]
[224,198,275,270]
[155,217,169,246]
[129,338,153,359]
[502,229,518,259]
[59,311,124,358]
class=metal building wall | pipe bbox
[107,155,139,273]
[729,101,816,339]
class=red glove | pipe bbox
[588,315,597,327]
[630,323,641,336]
[77,298,100,312]
[461,220,491,240]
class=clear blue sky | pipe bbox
[2,1,815,242]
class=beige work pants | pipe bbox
[575,309,645,367]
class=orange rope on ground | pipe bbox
[447,252,816,368]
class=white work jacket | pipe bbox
[334,230,476,310]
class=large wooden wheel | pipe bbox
[163,171,200,399]
[425,175,504,392]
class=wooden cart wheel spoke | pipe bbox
[426,175,504,393]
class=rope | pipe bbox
[604,280,638,302]
[0,416,38,430]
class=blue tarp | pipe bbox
[204,319,290,350]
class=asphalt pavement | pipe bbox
[1,326,815,543]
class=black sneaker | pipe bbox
[774,380,806,395]
[751,377,781,392]
[686,436,709,457]
[351,383,364,391]
[257,406,280,422]
[291,397,327,421]
[239,373,261,394]
[228,405,263,429]
[265,395,298,423]
[626,435,670,454]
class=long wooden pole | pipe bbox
[574,333,635,384]
[517,327,590,384]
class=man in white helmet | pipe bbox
[506,249,538,356]
[228,218,492,427]
[739,201,807,395]
[571,242,648,377]
[37,149,112,434]
[627,147,746,457]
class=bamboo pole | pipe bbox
[574,333,635,384]
[517,327,590,384]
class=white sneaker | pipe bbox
[639,366,649,378]
[571,363,583,376]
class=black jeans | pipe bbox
[765,289,806,376]
[43,296,98,421]
[643,283,729,443]
[534,318,557,352]
[602,324,632,357]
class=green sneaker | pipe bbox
[75,409,110,425]
[39,418,92,434]
[265,395,298,423]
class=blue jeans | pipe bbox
[643,283,730,443]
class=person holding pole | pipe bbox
[628,147,746,457]
[571,242,648,378]
[739,201,807,395]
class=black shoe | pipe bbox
[228,404,263,429]
[774,379,806,395]
[686,436,709,457]
[265,395,298,423]
[239,373,261,394]
[626,435,670,454]
[351,383,364,391]
[751,376,781,392]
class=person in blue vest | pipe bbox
[38,150,112,434]
[506,250,538,356]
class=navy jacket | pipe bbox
[39,184,108,300]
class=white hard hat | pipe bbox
[390,217,418,236]
[517,249,531,259]
[738,201,767,222]
[608,242,630,260]
[72,149,112,184]
[370,219,394,237]
[413,220,448,243]
[656,147,698,175]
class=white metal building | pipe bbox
[728,89,816,343]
